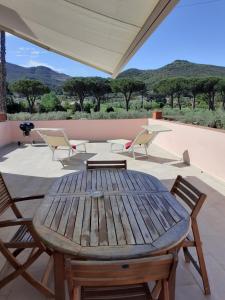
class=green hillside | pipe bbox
[118,60,225,89]
[6,62,70,88]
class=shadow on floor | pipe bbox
[62,152,98,170]
[119,151,177,164]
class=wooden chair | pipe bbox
[0,173,54,298]
[66,253,178,300]
[171,175,210,295]
[86,160,127,170]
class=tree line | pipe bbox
[7,76,225,113]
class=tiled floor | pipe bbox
[0,142,225,300]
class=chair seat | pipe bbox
[81,284,150,300]
[5,225,34,248]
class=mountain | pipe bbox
[6,60,225,90]
[118,60,225,88]
[6,62,70,88]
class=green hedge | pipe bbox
[163,108,225,129]
[7,110,150,121]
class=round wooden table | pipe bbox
[33,169,190,300]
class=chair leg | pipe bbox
[72,286,81,300]
[163,280,170,300]
[183,247,191,263]
[192,221,210,295]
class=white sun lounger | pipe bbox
[33,128,89,164]
[107,129,156,159]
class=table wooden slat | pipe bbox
[33,169,190,260]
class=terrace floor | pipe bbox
[0,142,225,300]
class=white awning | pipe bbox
[0,0,178,77]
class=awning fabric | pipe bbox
[0,0,178,77]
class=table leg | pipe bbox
[54,251,65,300]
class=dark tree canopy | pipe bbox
[87,77,111,111]
[11,79,49,113]
[111,78,146,111]
[63,77,88,111]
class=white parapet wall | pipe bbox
[148,118,225,183]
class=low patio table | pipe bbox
[33,169,190,300]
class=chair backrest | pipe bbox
[0,173,22,218]
[132,130,154,146]
[86,160,127,170]
[171,175,206,218]
[35,128,71,148]
[67,254,176,287]
[42,134,70,148]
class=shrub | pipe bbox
[106,106,114,113]
[83,102,93,113]
[40,92,62,112]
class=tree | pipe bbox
[63,77,88,111]
[202,77,220,110]
[153,79,177,108]
[173,78,188,110]
[111,79,145,111]
[216,78,225,110]
[40,92,62,112]
[11,79,49,113]
[187,78,204,109]
[0,31,6,113]
[87,77,111,111]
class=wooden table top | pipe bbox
[33,169,190,260]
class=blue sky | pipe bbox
[5,0,225,77]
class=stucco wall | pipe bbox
[0,121,13,147]
[9,119,148,143]
[148,119,225,183]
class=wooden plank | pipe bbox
[65,197,79,239]
[96,169,102,190]
[86,171,92,192]
[90,197,99,246]
[98,197,108,246]
[109,170,119,191]
[81,196,92,246]
[110,196,126,246]
[80,172,87,193]
[151,194,176,227]
[104,195,117,246]
[74,172,83,193]
[121,195,144,244]
[91,170,97,191]
[63,174,74,194]
[51,197,66,232]
[139,195,165,236]
[57,196,73,235]
[73,197,85,244]
[145,194,172,231]
[100,169,107,192]
[121,170,135,191]
[128,195,153,244]
[44,196,61,228]
[57,176,69,194]
[116,195,135,245]
[134,195,160,241]
[156,193,181,223]
[105,170,113,191]
[113,170,124,191]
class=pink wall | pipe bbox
[148,119,225,183]
[0,121,13,147]
[9,119,148,142]
[1,118,225,182]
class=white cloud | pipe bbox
[5,32,13,37]
[15,47,44,58]
[24,59,64,73]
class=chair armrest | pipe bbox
[0,218,32,228]
[12,194,45,202]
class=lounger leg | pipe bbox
[132,147,136,159]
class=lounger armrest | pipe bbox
[12,194,45,202]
